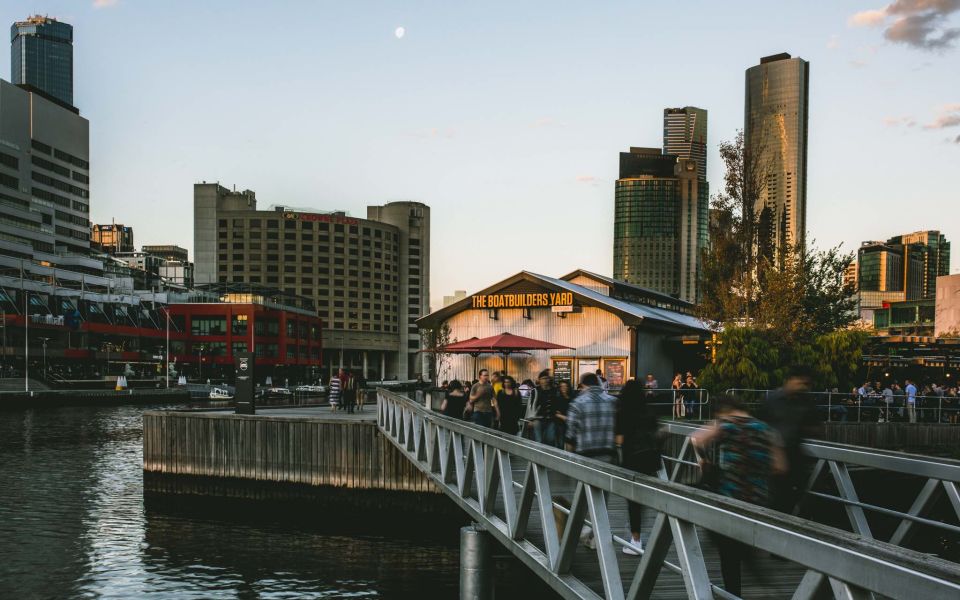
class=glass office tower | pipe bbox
[663,107,708,182]
[613,148,707,302]
[11,15,74,108]
[744,53,809,258]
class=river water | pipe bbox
[0,404,552,599]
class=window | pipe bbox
[232,342,248,355]
[255,343,278,358]
[255,318,280,336]
[191,316,227,336]
[231,314,248,335]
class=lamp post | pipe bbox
[197,343,205,382]
[39,337,50,380]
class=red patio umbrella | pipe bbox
[446,332,573,376]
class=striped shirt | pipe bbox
[328,377,341,402]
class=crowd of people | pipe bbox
[828,379,960,424]
[436,365,817,597]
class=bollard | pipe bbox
[460,524,494,600]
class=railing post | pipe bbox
[827,392,832,422]
[460,523,494,600]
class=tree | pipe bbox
[420,322,456,383]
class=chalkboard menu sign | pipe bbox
[552,358,573,385]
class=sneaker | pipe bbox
[622,538,643,556]
[579,525,595,549]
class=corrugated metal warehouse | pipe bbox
[417,270,711,387]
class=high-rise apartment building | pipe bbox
[663,107,708,182]
[193,183,430,379]
[11,16,74,110]
[857,241,923,322]
[613,147,707,302]
[744,52,809,258]
[886,230,950,299]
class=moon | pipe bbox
[395,26,405,39]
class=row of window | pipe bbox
[32,171,88,199]
[31,139,89,170]
[219,218,398,238]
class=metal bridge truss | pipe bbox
[377,390,960,600]
[661,422,960,550]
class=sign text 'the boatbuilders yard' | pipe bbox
[471,292,574,309]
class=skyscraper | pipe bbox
[886,230,951,299]
[613,147,707,302]
[11,15,74,109]
[744,52,809,257]
[663,107,708,182]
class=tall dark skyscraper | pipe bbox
[744,52,809,257]
[11,15,74,109]
[663,107,708,182]
[613,147,707,302]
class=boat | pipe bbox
[295,384,327,394]
[209,387,234,400]
[260,387,293,400]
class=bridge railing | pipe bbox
[727,388,960,424]
[660,420,960,554]
[377,389,960,600]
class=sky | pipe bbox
[2,1,958,309]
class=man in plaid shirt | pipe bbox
[565,372,617,459]
[564,371,617,549]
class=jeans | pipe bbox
[543,420,564,448]
[471,411,494,428]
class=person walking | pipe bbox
[692,394,786,597]
[496,376,523,434]
[565,372,617,549]
[328,368,343,411]
[531,370,556,444]
[466,368,497,428]
[757,365,820,515]
[905,379,918,423]
[595,369,609,392]
[551,380,574,449]
[440,379,468,419]
[342,369,357,414]
[615,379,662,555]
[354,371,367,412]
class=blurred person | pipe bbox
[440,379,468,419]
[496,376,523,435]
[643,373,658,396]
[691,394,786,596]
[596,368,609,392]
[491,371,504,396]
[615,379,662,555]
[566,372,617,549]
[531,370,557,444]
[758,365,820,514]
[342,369,357,414]
[551,380,574,448]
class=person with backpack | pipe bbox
[615,379,662,555]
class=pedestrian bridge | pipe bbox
[376,389,960,600]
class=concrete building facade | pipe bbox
[192,183,429,379]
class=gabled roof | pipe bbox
[418,270,709,334]
[559,269,695,309]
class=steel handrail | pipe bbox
[377,389,960,600]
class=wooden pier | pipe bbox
[143,405,450,513]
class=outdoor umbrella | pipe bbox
[444,332,573,376]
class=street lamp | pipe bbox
[38,337,51,380]
[197,343,205,382]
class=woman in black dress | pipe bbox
[495,376,523,435]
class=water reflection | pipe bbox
[0,405,556,599]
